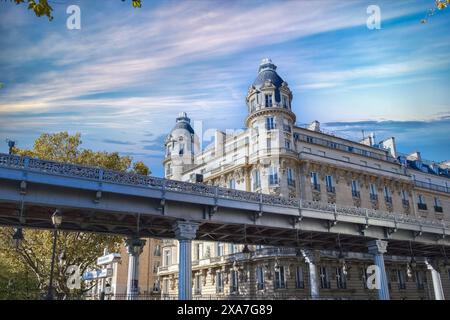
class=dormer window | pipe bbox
[265,94,273,107]
[281,95,289,108]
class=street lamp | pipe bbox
[46,209,62,300]
[12,227,24,249]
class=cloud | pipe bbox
[101,139,136,145]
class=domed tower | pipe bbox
[163,112,199,180]
[245,59,298,198]
[245,58,295,130]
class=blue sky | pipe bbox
[0,0,449,177]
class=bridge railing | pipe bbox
[1,153,448,230]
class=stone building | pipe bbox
[158,58,450,300]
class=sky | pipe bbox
[0,0,449,177]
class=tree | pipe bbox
[0,132,151,299]
[13,0,142,21]
[421,0,450,23]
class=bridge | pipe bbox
[0,153,449,300]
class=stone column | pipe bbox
[367,240,390,300]
[125,238,146,300]
[173,220,199,300]
[425,260,445,300]
[302,249,320,299]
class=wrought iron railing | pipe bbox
[1,153,448,230]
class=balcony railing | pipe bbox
[414,180,449,194]
[402,199,410,206]
[312,184,321,192]
[434,206,443,213]
[384,196,392,204]
[418,203,427,211]
[352,190,360,198]
[288,179,296,187]
[326,186,336,194]
[370,194,378,201]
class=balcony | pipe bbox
[434,206,443,213]
[370,194,378,201]
[312,184,321,192]
[418,203,427,211]
[402,199,410,207]
[326,186,336,194]
[351,190,360,198]
[384,196,392,204]
[414,180,449,194]
[288,179,296,187]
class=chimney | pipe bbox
[406,151,421,162]
[307,120,321,132]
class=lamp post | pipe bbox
[46,209,62,300]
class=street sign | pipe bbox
[97,253,121,266]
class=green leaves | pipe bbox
[15,0,142,21]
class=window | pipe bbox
[266,138,271,150]
[285,139,291,150]
[361,267,368,289]
[274,266,286,289]
[230,270,239,293]
[256,266,265,290]
[319,267,331,289]
[351,180,360,198]
[418,194,427,210]
[194,243,203,261]
[281,95,289,108]
[162,278,169,295]
[194,274,202,295]
[416,271,425,290]
[269,166,279,185]
[401,190,409,206]
[229,244,238,254]
[252,170,261,191]
[311,172,320,191]
[384,186,392,203]
[325,175,335,193]
[266,117,275,130]
[163,249,171,267]
[216,272,224,293]
[217,243,224,256]
[265,94,273,107]
[397,269,406,290]
[154,245,161,256]
[369,183,378,201]
[336,267,347,289]
[179,143,185,156]
[434,197,443,212]
[229,179,236,189]
[287,168,295,187]
[295,266,304,289]
[251,98,256,111]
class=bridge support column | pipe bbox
[173,220,199,300]
[367,240,390,300]
[125,237,146,300]
[302,250,320,299]
[426,260,445,300]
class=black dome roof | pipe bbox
[251,58,285,102]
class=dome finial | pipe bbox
[258,58,277,73]
[176,112,190,123]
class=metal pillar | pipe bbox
[125,238,146,300]
[302,249,320,299]
[367,240,390,300]
[426,260,445,300]
[173,220,199,300]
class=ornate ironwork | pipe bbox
[0,153,448,230]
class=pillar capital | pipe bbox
[301,249,320,264]
[173,220,199,240]
[125,238,146,256]
[367,239,388,255]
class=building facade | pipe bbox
[158,59,450,299]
